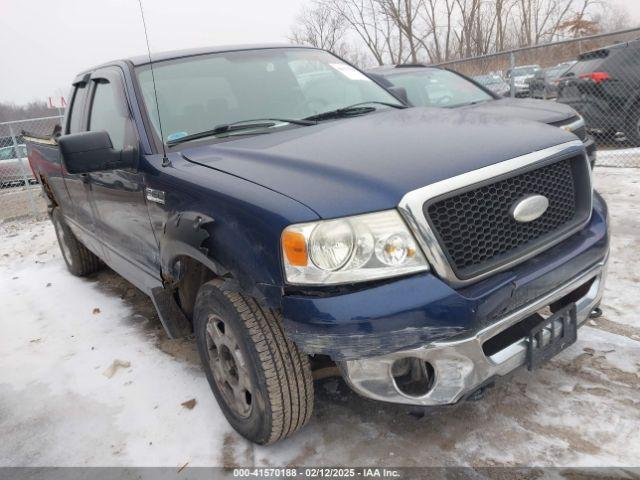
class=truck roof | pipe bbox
[81,43,311,74]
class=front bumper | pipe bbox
[283,192,609,406]
[338,255,607,406]
[283,194,609,360]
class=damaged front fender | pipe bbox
[159,210,223,285]
[282,272,472,360]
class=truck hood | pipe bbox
[181,107,577,219]
[460,98,576,124]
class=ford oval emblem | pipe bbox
[510,194,549,223]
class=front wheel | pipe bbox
[193,280,314,444]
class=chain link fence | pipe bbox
[437,27,640,168]
[0,116,62,222]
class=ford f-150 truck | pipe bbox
[24,45,609,445]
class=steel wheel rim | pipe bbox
[205,314,253,418]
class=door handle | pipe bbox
[80,173,89,184]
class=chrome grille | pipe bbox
[421,154,591,280]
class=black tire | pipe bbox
[193,279,313,444]
[51,208,101,276]
[626,107,640,147]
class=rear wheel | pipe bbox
[193,280,313,444]
[51,208,101,276]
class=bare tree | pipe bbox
[288,0,629,68]
[454,0,483,57]
[289,2,348,54]
[513,0,583,46]
[558,0,601,37]
[591,2,632,33]
[0,102,53,123]
[325,0,395,65]
[494,0,516,52]
[378,0,424,63]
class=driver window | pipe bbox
[89,79,135,151]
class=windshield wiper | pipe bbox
[167,118,316,146]
[303,101,406,122]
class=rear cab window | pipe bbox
[66,82,89,134]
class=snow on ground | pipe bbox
[597,147,640,168]
[0,222,234,467]
[1,168,639,468]
[592,169,640,336]
[597,147,640,162]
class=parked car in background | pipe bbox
[529,62,576,99]
[0,144,27,160]
[473,73,510,96]
[506,64,541,97]
[25,45,608,444]
[558,39,640,146]
[0,143,36,188]
[369,65,596,166]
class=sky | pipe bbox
[0,0,305,104]
[1,0,640,105]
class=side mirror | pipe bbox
[59,130,136,174]
[388,86,409,105]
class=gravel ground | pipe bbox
[0,167,638,468]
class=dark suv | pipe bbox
[558,39,640,145]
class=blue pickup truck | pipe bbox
[24,45,609,445]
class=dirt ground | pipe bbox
[0,167,638,468]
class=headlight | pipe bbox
[281,210,429,285]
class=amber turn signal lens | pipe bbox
[282,230,308,267]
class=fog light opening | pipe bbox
[391,357,435,397]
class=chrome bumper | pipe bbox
[339,256,608,406]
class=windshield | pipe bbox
[136,48,402,143]
[385,69,493,108]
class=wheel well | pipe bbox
[174,256,218,321]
